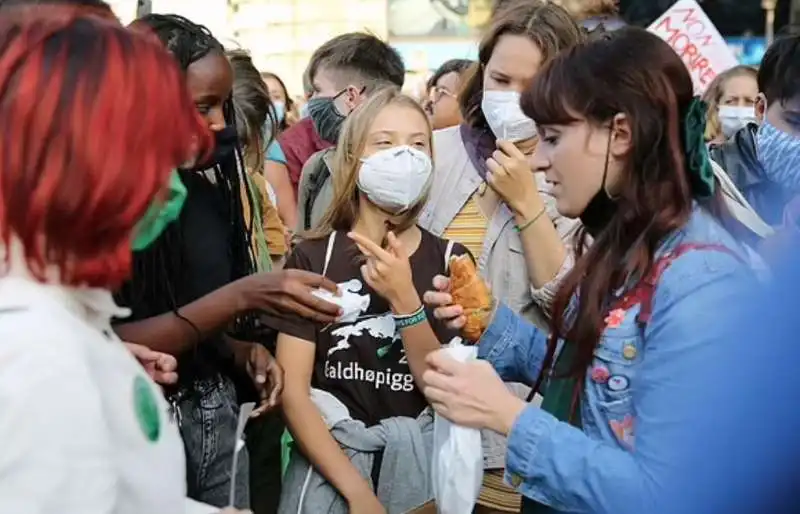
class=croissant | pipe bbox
[448,255,493,342]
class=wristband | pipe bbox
[514,206,546,233]
[394,305,427,329]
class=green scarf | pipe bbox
[245,173,272,273]
[521,342,581,514]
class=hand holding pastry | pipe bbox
[423,275,465,330]
[423,257,493,342]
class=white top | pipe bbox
[0,276,218,514]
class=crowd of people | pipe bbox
[1,0,799,513]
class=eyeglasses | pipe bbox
[429,86,456,103]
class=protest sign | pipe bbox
[648,0,738,92]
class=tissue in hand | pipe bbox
[311,282,370,323]
[432,337,483,514]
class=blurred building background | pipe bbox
[108,0,800,98]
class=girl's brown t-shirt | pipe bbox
[265,228,469,426]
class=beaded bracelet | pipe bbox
[514,206,546,233]
[394,305,427,329]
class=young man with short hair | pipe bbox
[291,32,406,232]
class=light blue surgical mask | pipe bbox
[272,101,286,124]
[299,101,310,119]
[757,119,800,192]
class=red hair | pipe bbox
[0,10,212,288]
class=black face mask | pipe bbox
[183,125,239,172]
[309,86,368,145]
[579,129,618,237]
[307,91,347,145]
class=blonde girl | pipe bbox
[267,89,470,514]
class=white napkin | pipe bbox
[312,282,371,323]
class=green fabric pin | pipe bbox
[133,375,161,442]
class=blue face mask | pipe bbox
[757,120,800,192]
[272,101,286,124]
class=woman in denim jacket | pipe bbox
[419,29,756,513]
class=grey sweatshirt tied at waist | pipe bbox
[278,389,434,514]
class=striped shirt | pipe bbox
[443,190,488,260]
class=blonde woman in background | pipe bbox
[703,65,759,144]
[418,2,584,510]
[265,89,470,514]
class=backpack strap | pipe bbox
[611,243,743,326]
[303,152,332,231]
[443,239,455,273]
[321,231,336,277]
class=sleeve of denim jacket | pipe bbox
[501,249,753,513]
[476,302,549,386]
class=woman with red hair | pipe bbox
[0,7,245,514]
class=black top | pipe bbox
[114,170,240,388]
[263,228,469,426]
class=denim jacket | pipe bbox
[477,207,755,513]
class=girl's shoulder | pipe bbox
[419,227,474,266]
[284,236,335,273]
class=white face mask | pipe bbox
[357,145,433,214]
[719,105,757,139]
[481,90,537,142]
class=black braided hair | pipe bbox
[119,13,262,347]
[138,13,222,70]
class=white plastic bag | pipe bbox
[432,338,483,514]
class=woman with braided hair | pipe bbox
[116,13,341,509]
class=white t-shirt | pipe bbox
[0,277,217,514]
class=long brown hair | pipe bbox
[307,88,432,241]
[459,0,584,131]
[227,49,277,176]
[521,27,715,382]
